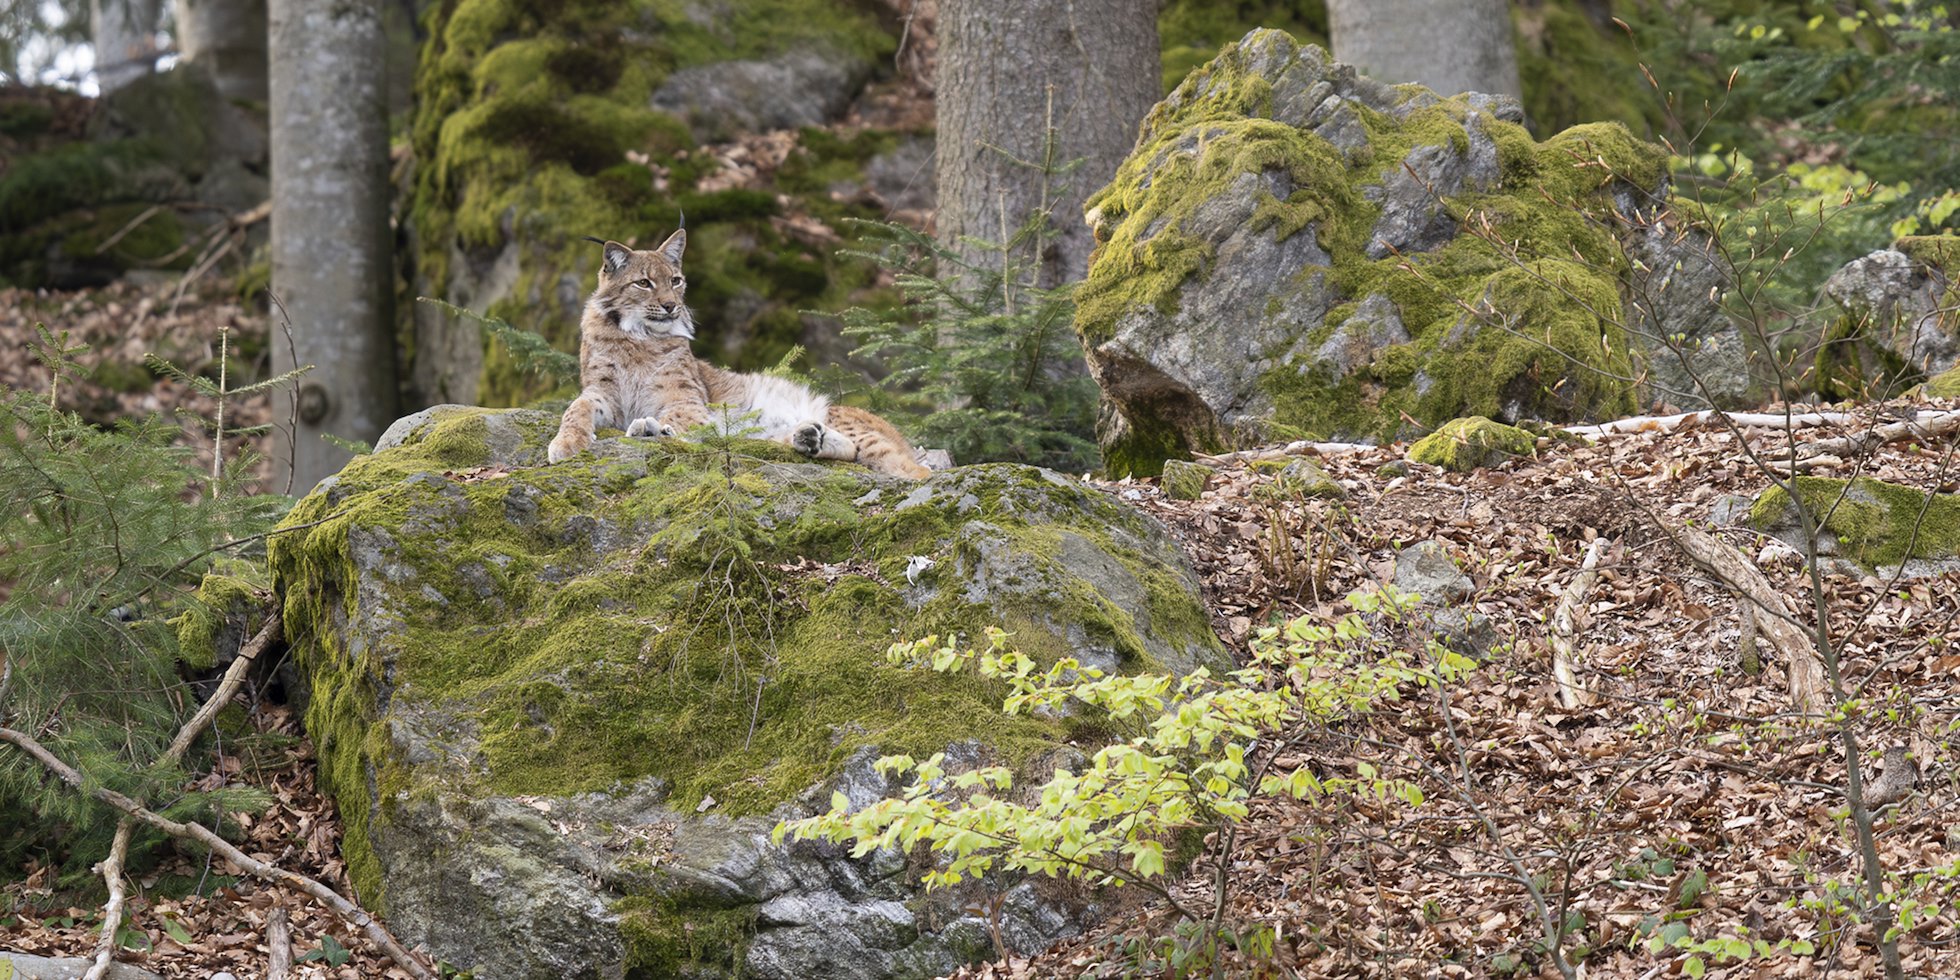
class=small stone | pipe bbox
[1278,458,1346,499]
[1378,459,1409,479]
[1159,458,1211,500]
[1393,539,1475,605]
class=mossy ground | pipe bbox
[1077,29,1649,475]
[408,0,901,405]
[266,408,1220,914]
[1750,476,1960,569]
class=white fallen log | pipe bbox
[1550,538,1607,710]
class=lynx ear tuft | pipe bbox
[657,228,686,265]
[601,240,632,274]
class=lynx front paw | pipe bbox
[627,417,680,438]
[547,433,587,464]
[791,422,828,457]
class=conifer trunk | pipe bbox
[1328,0,1522,99]
[935,0,1159,286]
[269,0,399,492]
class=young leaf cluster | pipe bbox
[774,587,1468,904]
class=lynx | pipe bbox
[546,230,931,479]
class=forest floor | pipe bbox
[5,280,1960,978]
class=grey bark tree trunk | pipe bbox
[172,0,267,101]
[935,0,1159,287]
[269,0,399,493]
[1328,0,1522,100]
[90,0,161,94]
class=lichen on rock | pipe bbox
[1076,28,1686,477]
[267,405,1224,979]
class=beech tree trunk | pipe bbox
[935,0,1159,286]
[1328,0,1522,100]
[90,0,161,94]
[269,0,399,493]
[172,0,267,101]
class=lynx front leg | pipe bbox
[655,399,712,440]
[791,421,859,461]
[548,393,607,463]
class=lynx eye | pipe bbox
[634,278,652,288]
[670,276,683,287]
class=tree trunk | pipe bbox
[172,0,267,101]
[935,0,1159,287]
[90,0,161,94]
[1328,0,1522,100]
[269,0,399,493]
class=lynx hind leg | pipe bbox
[825,406,930,479]
[792,420,857,461]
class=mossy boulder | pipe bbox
[405,0,904,407]
[1925,363,1960,398]
[1075,29,1727,478]
[1408,416,1535,472]
[1750,476,1960,580]
[1818,239,1959,398]
[266,406,1224,979]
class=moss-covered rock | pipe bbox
[1159,457,1210,500]
[1076,29,1669,477]
[1925,363,1960,398]
[1819,239,1959,398]
[268,405,1223,979]
[405,0,904,407]
[1408,416,1535,472]
[1749,476,1960,579]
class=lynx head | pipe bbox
[588,229,691,340]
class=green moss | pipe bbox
[1814,313,1915,401]
[1749,477,1960,569]
[1081,28,1653,471]
[172,567,270,671]
[1408,416,1536,471]
[268,408,1223,911]
[616,894,756,978]
[1925,364,1960,398]
[1159,458,1210,500]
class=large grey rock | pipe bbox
[1077,29,1692,476]
[1623,214,1752,408]
[1823,246,1958,380]
[653,46,874,140]
[266,407,1223,980]
[0,954,163,980]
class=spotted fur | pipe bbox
[547,231,930,479]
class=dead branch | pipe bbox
[1668,523,1826,712]
[1551,539,1607,710]
[0,722,436,979]
[86,610,286,980]
[267,907,293,980]
[81,825,133,980]
[1193,440,1375,466]
[1777,408,1960,462]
